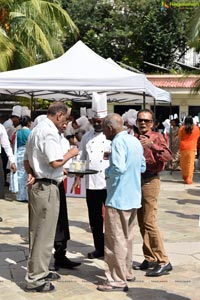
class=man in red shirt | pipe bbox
[133,109,173,277]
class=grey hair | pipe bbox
[103,113,123,130]
[47,101,68,116]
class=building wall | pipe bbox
[107,88,200,122]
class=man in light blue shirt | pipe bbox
[97,113,146,292]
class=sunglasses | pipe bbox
[137,119,153,123]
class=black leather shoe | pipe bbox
[54,256,81,270]
[0,217,3,222]
[146,262,173,277]
[133,259,157,270]
[87,250,104,259]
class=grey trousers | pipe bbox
[104,206,137,286]
[26,181,59,288]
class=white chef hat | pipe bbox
[92,92,107,118]
[162,119,170,133]
[33,114,47,127]
[80,107,87,117]
[126,109,137,126]
[122,112,128,124]
[12,105,22,118]
[87,108,94,120]
[75,115,90,131]
[173,113,178,119]
[21,106,31,117]
[193,116,199,125]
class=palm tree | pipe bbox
[0,0,79,71]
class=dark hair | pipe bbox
[47,101,68,116]
[184,116,193,134]
[171,118,180,127]
[66,135,75,140]
[137,109,154,121]
[20,115,31,127]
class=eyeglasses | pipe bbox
[137,119,153,123]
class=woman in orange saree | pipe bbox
[178,116,200,184]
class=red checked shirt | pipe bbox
[138,130,172,175]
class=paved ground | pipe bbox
[0,170,200,300]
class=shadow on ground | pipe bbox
[165,210,199,220]
[126,287,191,300]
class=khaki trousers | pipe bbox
[26,182,59,288]
[137,176,168,264]
[104,206,137,286]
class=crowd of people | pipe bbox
[0,98,200,293]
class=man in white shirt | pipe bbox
[24,102,78,293]
[2,106,21,186]
[0,124,17,199]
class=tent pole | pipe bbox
[153,98,156,130]
[31,93,35,119]
[169,101,173,175]
[143,92,146,109]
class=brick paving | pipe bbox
[0,170,200,300]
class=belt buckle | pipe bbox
[52,179,59,186]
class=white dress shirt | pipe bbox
[0,124,15,164]
[60,134,71,168]
[24,118,65,182]
[3,118,15,141]
[79,129,110,190]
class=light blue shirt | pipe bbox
[105,131,146,210]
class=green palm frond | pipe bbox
[9,13,55,60]
[12,42,37,68]
[0,27,15,71]
[20,0,79,37]
[0,0,79,70]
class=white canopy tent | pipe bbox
[0,41,171,105]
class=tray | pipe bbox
[67,169,99,175]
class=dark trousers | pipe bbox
[54,181,70,259]
[0,155,5,198]
[86,189,107,253]
[1,148,8,182]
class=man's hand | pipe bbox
[70,176,81,193]
[139,135,152,148]
[10,163,17,173]
[27,173,35,188]
[68,146,79,158]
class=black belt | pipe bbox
[142,173,158,179]
[35,178,60,186]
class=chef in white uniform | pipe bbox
[73,92,110,259]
